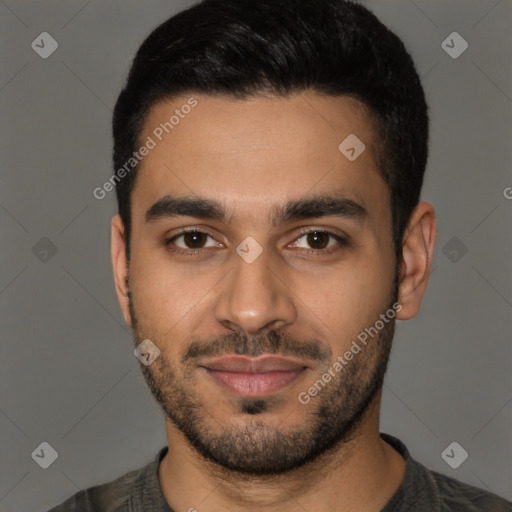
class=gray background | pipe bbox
[0,1,511,510]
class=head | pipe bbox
[111,0,436,475]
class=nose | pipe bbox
[214,245,297,335]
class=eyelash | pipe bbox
[164,227,350,257]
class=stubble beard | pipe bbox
[128,288,397,476]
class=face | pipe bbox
[114,92,401,475]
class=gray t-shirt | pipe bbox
[48,433,512,512]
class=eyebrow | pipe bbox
[144,193,368,226]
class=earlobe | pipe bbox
[396,202,437,321]
[111,215,132,326]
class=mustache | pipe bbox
[181,329,332,364]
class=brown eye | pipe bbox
[169,230,219,250]
[182,231,208,248]
[306,231,330,249]
[290,229,348,254]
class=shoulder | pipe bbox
[46,466,143,512]
[429,469,512,512]
[380,433,512,512]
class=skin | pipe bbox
[111,92,437,512]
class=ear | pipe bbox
[111,215,132,326]
[396,201,437,320]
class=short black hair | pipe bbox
[112,0,429,260]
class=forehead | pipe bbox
[132,92,388,222]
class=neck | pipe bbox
[158,391,405,512]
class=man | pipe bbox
[49,0,512,510]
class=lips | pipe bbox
[202,355,307,373]
[200,355,308,397]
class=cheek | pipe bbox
[293,255,394,341]
[128,247,219,330]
